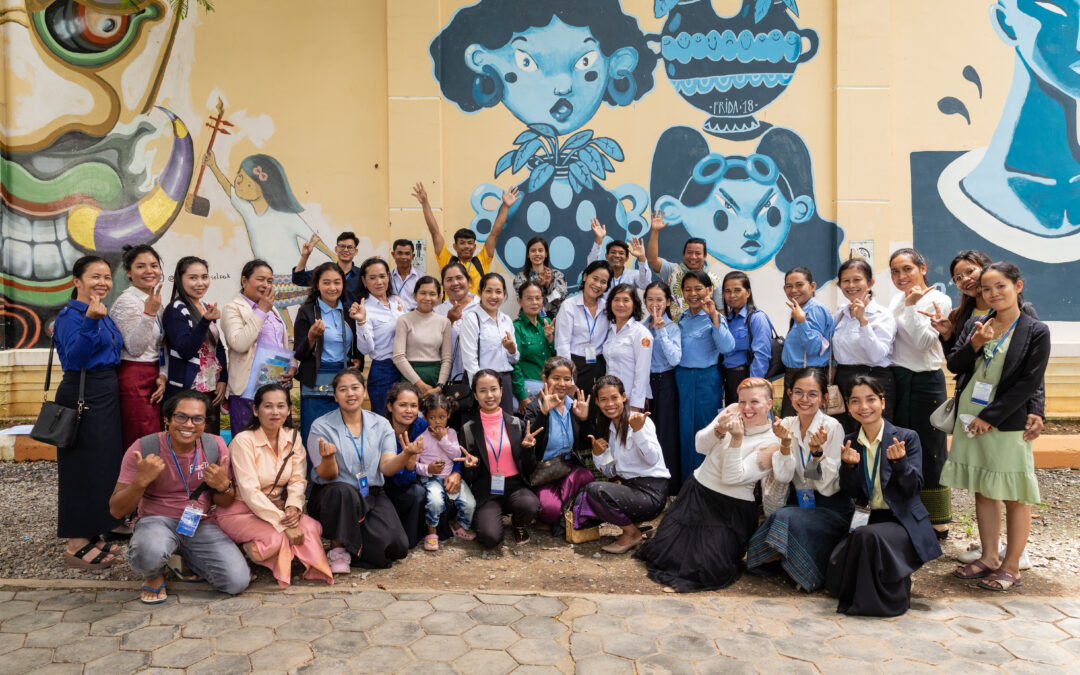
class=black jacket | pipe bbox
[947,310,1050,432]
[523,398,587,465]
[839,421,942,564]
[293,301,362,389]
[461,410,536,503]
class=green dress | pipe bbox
[940,335,1040,504]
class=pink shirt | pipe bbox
[118,433,231,520]
[416,428,460,478]
[480,410,518,478]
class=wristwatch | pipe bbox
[218,480,234,495]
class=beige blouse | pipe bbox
[228,428,307,531]
[392,310,453,385]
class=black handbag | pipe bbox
[443,313,479,414]
[746,309,786,381]
[528,456,572,486]
[30,338,86,448]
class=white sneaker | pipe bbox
[955,544,1032,570]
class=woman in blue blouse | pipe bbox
[53,256,125,569]
[720,272,775,407]
[780,267,834,416]
[675,271,735,483]
[644,282,682,493]
[383,382,431,549]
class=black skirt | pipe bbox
[648,370,680,495]
[308,482,408,569]
[634,476,758,593]
[56,369,123,538]
[826,510,923,617]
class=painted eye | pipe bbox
[713,211,729,232]
[33,0,159,67]
[575,50,600,71]
[514,49,538,72]
[1035,0,1068,16]
[766,207,782,227]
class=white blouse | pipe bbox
[357,296,406,362]
[109,286,162,362]
[459,306,518,382]
[603,318,653,409]
[770,409,844,496]
[831,299,896,368]
[554,293,609,358]
[593,418,669,481]
[435,295,480,378]
[888,289,952,372]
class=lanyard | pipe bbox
[344,414,365,472]
[166,435,201,500]
[485,421,506,465]
[581,303,598,340]
[983,316,1019,376]
[862,441,882,503]
[553,403,573,448]
[392,270,410,297]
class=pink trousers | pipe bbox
[534,464,594,524]
[217,502,333,588]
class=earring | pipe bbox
[606,73,636,106]
[472,64,504,108]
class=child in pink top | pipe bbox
[417,394,478,551]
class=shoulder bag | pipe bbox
[929,397,957,433]
[824,327,846,415]
[442,312,478,414]
[30,338,86,448]
[746,309,786,381]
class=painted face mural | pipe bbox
[1,0,191,347]
[431,0,655,288]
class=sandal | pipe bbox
[90,535,120,556]
[424,534,439,551]
[140,583,168,605]
[953,559,994,580]
[979,569,1022,592]
[450,523,476,541]
[65,541,116,570]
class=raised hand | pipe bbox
[786,299,807,324]
[400,433,424,456]
[650,305,666,329]
[411,181,429,206]
[257,287,276,313]
[144,283,164,316]
[840,440,860,465]
[702,297,719,321]
[904,285,930,307]
[202,149,216,167]
[86,294,108,319]
[772,419,792,454]
[502,331,516,355]
[808,425,829,453]
[539,384,561,413]
[885,436,907,461]
[537,266,553,287]
[349,298,367,324]
[133,450,166,487]
[971,318,996,350]
[728,416,745,443]
[571,390,590,420]
[849,296,867,325]
[203,302,221,322]
[447,296,470,323]
[650,210,667,232]
[587,434,608,456]
[204,461,230,492]
[318,438,337,459]
[521,421,544,449]
[628,237,646,260]
[454,446,479,468]
[918,302,952,337]
[590,218,607,243]
[501,186,521,209]
[308,319,326,344]
[301,234,320,257]
[628,411,650,432]
[543,319,555,342]
[429,422,447,441]
[712,413,731,439]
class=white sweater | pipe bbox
[693,413,780,501]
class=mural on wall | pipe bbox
[430,0,842,289]
[913,0,1079,320]
[0,0,191,348]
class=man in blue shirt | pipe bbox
[293,231,362,302]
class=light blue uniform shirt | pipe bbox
[544,397,575,461]
[317,298,351,365]
[307,409,395,489]
[677,309,735,368]
[722,305,774,377]
[781,296,833,368]
[649,320,682,373]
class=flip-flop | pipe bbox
[140,583,168,605]
[65,541,116,570]
[979,569,1022,592]
[953,559,994,580]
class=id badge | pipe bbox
[971,381,993,406]
[176,505,204,537]
[797,488,816,508]
[490,475,506,495]
[356,474,370,498]
[849,506,871,532]
[584,344,597,364]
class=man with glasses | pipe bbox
[292,231,363,302]
[110,391,250,604]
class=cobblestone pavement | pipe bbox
[2,584,1080,674]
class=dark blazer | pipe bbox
[947,310,1050,432]
[293,300,362,389]
[461,410,537,503]
[162,300,228,401]
[523,398,587,465]
[839,421,941,564]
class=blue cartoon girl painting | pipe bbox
[430,0,657,287]
[651,125,843,282]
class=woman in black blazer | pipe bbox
[293,263,364,447]
[826,376,942,616]
[461,369,541,548]
[941,262,1051,592]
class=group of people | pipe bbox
[49,181,1050,616]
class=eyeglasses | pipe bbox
[336,244,357,251]
[790,389,821,400]
[951,268,980,284]
[171,413,206,425]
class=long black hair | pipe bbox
[593,375,630,445]
[948,250,993,329]
[303,262,346,306]
[721,271,756,318]
[644,281,675,321]
[244,383,293,431]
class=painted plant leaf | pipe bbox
[514,129,539,145]
[528,162,555,193]
[495,150,515,178]
[513,138,545,172]
[591,138,624,162]
[562,129,594,152]
[528,123,558,139]
[601,154,615,173]
[784,0,799,17]
[654,0,679,19]
[568,170,583,194]
[570,160,594,191]
[579,146,607,180]
[754,0,771,23]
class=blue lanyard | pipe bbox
[392,270,410,297]
[553,403,573,448]
[983,316,1020,376]
[344,414,365,472]
[166,436,200,499]
[581,303,598,339]
[862,441,882,502]
[485,421,506,465]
